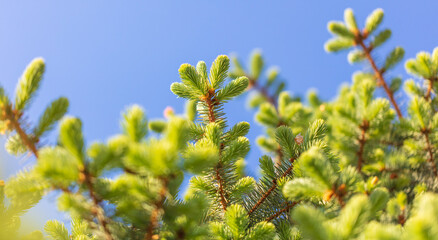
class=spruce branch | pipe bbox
[356,120,369,172]
[215,163,228,211]
[265,201,298,222]
[421,128,438,177]
[4,106,39,157]
[145,176,169,240]
[81,167,114,240]
[201,89,229,211]
[3,106,113,239]
[355,35,403,118]
[248,77,277,106]
[248,156,296,216]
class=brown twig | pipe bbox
[202,90,228,211]
[355,34,403,119]
[356,120,369,172]
[145,177,169,240]
[265,201,298,222]
[82,168,114,240]
[421,128,438,177]
[248,157,296,215]
[248,78,277,106]
[215,164,228,211]
[426,80,433,101]
[4,106,39,157]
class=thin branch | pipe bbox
[82,168,114,240]
[248,157,296,215]
[5,106,39,157]
[355,34,403,119]
[356,120,369,172]
[145,177,169,240]
[421,128,438,177]
[215,163,228,211]
[4,105,114,240]
[265,201,298,222]
[248,78,277,106]
[204,91,217,123]
[203,91,228,211]
[426,80,433,101]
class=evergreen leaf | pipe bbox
[324,38,354,52]
[384,47,405,70]
[250,50,264,79]
[224,204,249,239]
[372,29,391,48]
[216,76,249,102]
[328,21,355,39]
[245,222,276,240]
[210,55,230,89]
[33,97,69,138]
[365,8,384,34]
[291,205,330,240]
[44,220,70,240]
[121,104,148,142]
[344,8,358,31]
[14,58,45,110]
[59,117,84,162]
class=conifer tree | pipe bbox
[1,7,438,240]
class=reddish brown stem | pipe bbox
[248,78,277,106]
[274,146,284,167]
[6,109,39,158]
[145,177,169,240]
[248,157,296,215]
[203,91,217,123]
[422,128,438,177]
[426,80,433,101]
[356,36,403,119]
[265,201,298,222]
[336,194,346,208]
[203,92,228,211]
[83,169,114,240]
[215,165,228,211]
[356,120,369,172]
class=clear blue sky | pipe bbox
[1,0,437,232]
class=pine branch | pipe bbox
[275,145,284,167]
[215,163,228,211]
[4,105,114,239]
[4,105,39,157]
[248,77,277,106]
[426,80,433,101]
[265,201,298,222]
[356,120,369,172]
[203,90,217,123]
[425,77,437,101]
[202,90,228,211]
[421,128,438,177]
[248,157,296,216]
[81,168,114,240]
[145,177,169,240]
[355,34,403,119]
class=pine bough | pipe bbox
[1,8,438,240]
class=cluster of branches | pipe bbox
[1,7,438,240]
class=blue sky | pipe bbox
[1,0,438,233]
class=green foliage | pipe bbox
[44,220,70,240]
[122,105,148,142]
[59,117,85,162]
[33,97,69,138]
[3,7,438,240]
[365,8,384,34]
[14,58,45,111]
